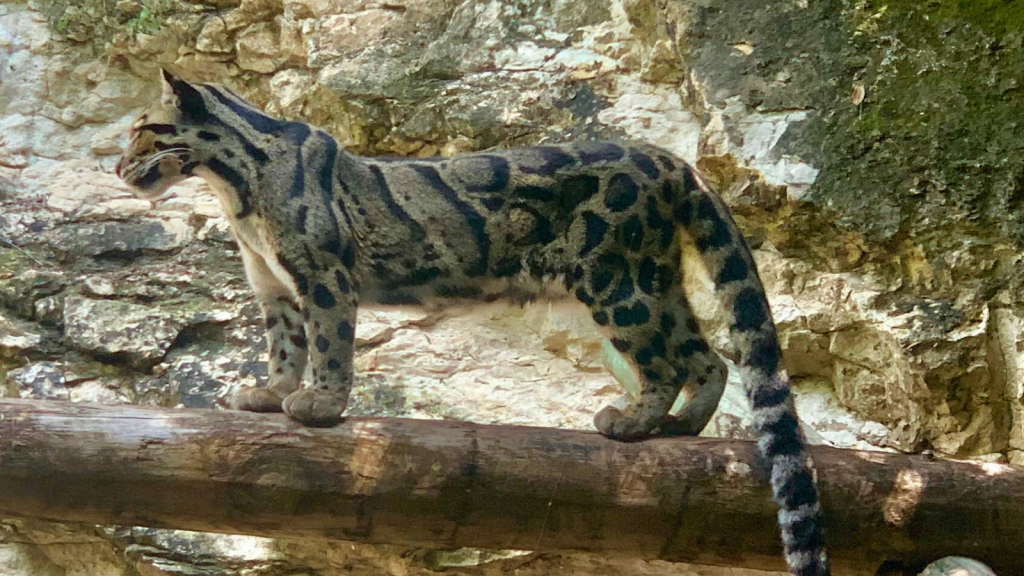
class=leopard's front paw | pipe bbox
[594,405,660,442]
[282,388,347,427]
[231,386,286,413]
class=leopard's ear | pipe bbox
[158,68,207,120]
[159,68,179,106]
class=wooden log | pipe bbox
[0,398,1018,575]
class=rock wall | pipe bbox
[1,0,1022,574]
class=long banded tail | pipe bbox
[674,165,829,576]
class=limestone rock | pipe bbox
[63,297,187,366]
[47,220,193,260]
[0,313,42,353]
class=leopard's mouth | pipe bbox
[116,149,192,200]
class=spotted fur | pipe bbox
[115,70,828,575]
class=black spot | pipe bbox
[673,198,694,226]
[637,257,657,295]
[315,335,330,353]
[786,515,824,555]
[492,257,522,278]
[135,166,163,189]
[389,267,443,288]
[593,252,631,304]
[592,310,609,325]
[316,132,338,194]
[574,286,595,306]
[295,206,309,234]
[303,245,323,272]
[278,257,309,295]
[605,173,639,212]
[659,312,676,333]
[181,161,200,175]
[717,251,749,284]
[242,141,270,167]
[681,164,700,192]
[775,467,818,510]
[312,284,336,309]
[481,196,505,211]
[660,180,676,204]
[649,332,667,356]
[140,123,178,135]
[733,287,769,332]
[289,158,306,199]
[341,241,356,269]
[522,146,577,175]
[641,368,661,382]
[580,212,609,257]
[337,321,355,342]
[751,385,790,410]
[600,274,634,306]
[676,339,710,358]
[762,413,804,459]
[645,197,675,249]
[629,149,660,179]
[320,235,343,259]
[466,155,510,193]
[694,197,732,250]
[672,367,690,384]
[748,335,782,375]
[616,216,645,252]
[611,338,631,352]
[579,143,624,164]
[378,292,422,306]
[572,265,585,282]
[278,349,288,361]
[515,185,554,201]
[509,203,555,245]
[266,316,279,329]
[658,155,675,172]
[290,334,307,349]
[327,359,342,371]
[153,141,178,151]
[635,347,655,366]
[591,267,614,294]
[613,302,650,327]
[435,285,484,299]
[196,130,220,141]
[330,272,349,296]
[557,175,601,214]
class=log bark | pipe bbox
[0,398,1019,575]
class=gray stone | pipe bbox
[47,220,192,260]
[9,362,70,400]
[63,297,186,366]
[0,313,42,352]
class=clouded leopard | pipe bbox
[115,70,828,576]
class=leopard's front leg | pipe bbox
[231,242,308,412]
[281,263,359,427]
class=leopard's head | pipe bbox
[115,69,203,200]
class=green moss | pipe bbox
[885,0,1024,38]
[33,0,179,52]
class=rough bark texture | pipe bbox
[0,398,1020,576]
